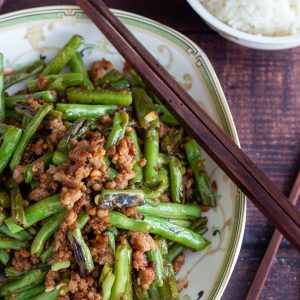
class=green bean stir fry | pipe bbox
[0,35,216,299]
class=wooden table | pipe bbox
[1,1,300,299]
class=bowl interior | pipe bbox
[0,6,246,299]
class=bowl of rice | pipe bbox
[187,0,300,50]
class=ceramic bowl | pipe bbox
[0,6,246,299]
[187,0,300,50]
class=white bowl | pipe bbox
[187,0,300,50]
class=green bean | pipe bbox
[138,203,201,220]
[148,243,164,287]
[110,244,132,300]
[126,129,143,184]
[164,263,179,300]
[103,156,118,181]
[105,231,116,253]
[168,243,185,262]
[0,123,9,135]
[5,91,57,109]
[107,168,118,181]
[143,171,169,201]
[99,264,112,285]
[191,216,209,231]
[26,226,38,236]
[144,127,159,186]
[148,285,160,300]
[68,228,94,276]
[8,179,26,228]
[5,283,45,300]
[0,237,29,250]
[10,103,52,170]
[22,114,32,129]
[105,226,119,238]
[97,69,124,86]
[153,99,179,126]
[133,281,150,299]
[96,176,168,207]
[168,217,208,261]
[24,152,54,184]
[96,69,130,90]
[157,153,172,166]
[5,110,23,122]
[5,194,63,233]
[111,78,131,90]
[143,215,210,250]
[0,191,10,208]
[30,181,38,190]
[32,288,60,300]
[169,157,184,203]
[0,224,31,241]
[0,249,10,265]
[126,67,145,87]
[105,111,129,150]
[0,211,6,225]
[48,110,63,120]
[56,103,119,120]
[39,243,54,264]
[68,52,94,89]
[31,211,65,257]
[102,271,115,300]
[95,189,145,209]
[0,269,45,296]
[158,271,171,298]
[185,139,216,207]
[167,219,192,228]
[0,126,22,174]
[132,87,159,128]
[0,53,4,121]
[47,77,64,91]
[161,128,183,154]
[52,150,68,165]
[5,267,25,280]
[95,189,143,204]
[108,211,150,233]
[67,88,132,106]
[27,73,84,92]
[124,248,133,300]
[42,35,83,75]
[51,260,70,271]
[4,59,45,89]
[77,211,90,230]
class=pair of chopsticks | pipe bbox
[246,170,300,300]
[75,0,300,250]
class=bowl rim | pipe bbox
[187,0,300,44]
[0,5,246,299]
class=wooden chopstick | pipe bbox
[76,0,300,250]
[246,171,300,300]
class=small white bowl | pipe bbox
[187,0,300,50]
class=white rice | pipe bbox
[200,0,300,36]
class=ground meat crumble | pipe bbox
[11,248,39,272]
[129,232,156,290]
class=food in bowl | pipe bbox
[0,35,216,299]
[200,0,300,36]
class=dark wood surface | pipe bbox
[1,1,300,299]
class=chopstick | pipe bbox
[75,0,300,250]
[246,170,300,300]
